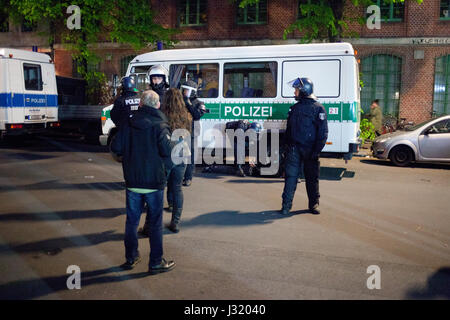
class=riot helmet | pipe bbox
[121,76,137,93]
[147,64,169,90]
[180,79,198,99]
[287,77,317,100]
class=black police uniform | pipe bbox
[282,97,328,211]
[150,82,168,103]
[183,95,207,181]
[110,91,140,128]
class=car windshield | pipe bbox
[405,118,437,131]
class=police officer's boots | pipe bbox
[309,203,320,215]
[167,210,181,233]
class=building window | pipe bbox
[237,0,267,25]
[169,63,219,98]
[441,0,450,19]
[433,55,450,116]
[223,62,277,98]
[23,64,43,91]
[360,54,402,117]
[370,0,404,22]
[120,55,135,77]
[177,0,207,26]
[72,59,99,78]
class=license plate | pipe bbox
[27,115,43,120]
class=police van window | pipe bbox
[169,63,219,98]
[130,65,152,92]
[223,62,277,98]
[23,63,43,91]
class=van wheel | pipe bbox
[389,145,413,167]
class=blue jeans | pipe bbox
[125,189,164,267]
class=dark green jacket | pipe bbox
[370,106,382,132]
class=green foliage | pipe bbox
[7,0,179,104]
[360,108,376,144]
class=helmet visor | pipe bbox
[287,78,303,88]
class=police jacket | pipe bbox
[151,83,168,103]
[285,97,329,155]
[110,106,173,190]
[184,96,206,121]
[110,91,140,127]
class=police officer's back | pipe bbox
[110,77,140,127]
[281,78,328,215]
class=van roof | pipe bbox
[131,43,355,64]
[0,48,52,63]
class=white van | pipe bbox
[0,48,59,137]
[100,43,361,159]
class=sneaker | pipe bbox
[166,222,179,233]
[120,255,141,270]
[309,204,320,215]
[183,179,192,187]
[148,258,175,275]
[280,208,290,215]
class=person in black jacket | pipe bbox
[180,80,208,186]
[110,90,175,275]
[281,78,328,216]
[110,77,140,127]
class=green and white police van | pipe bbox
[100,43,361,160]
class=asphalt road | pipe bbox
[0,135,449,300]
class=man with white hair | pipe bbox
[111,90,175,275]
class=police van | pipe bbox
[0,48,59,138]
[101,43,361,159]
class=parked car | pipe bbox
[371,115,450,167]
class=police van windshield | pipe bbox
[129,65,152,92]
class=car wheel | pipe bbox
[389,145,414,167]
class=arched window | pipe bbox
[433,55,450,116]
[360,54,402,117]
[120,55,135,77]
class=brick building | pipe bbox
[1,0,449,122]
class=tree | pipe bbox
[238,0,423,43]
[6,0,178,104]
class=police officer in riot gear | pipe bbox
[181,79,208,186]
[148,64,169,102]
[281,77,328,215]
[110,76,140,127]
